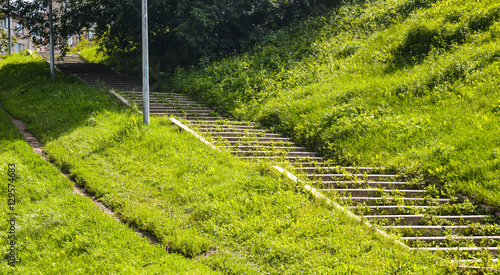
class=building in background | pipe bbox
[1,15,38,54]
[1,2,94,55]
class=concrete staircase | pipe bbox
[48,53,500,264]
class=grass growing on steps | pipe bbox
[161,0,500,209]
[0,105,216,274]
[0,55,451,273]
[79,46,108,64]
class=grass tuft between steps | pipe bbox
[0,54,460,274]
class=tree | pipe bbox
[0,28,18,53]
[11,0,329,67]
[0,2,17,54]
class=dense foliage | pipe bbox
[161,0,500,208]
[11,0,332,67]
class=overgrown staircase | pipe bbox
[44,52,500,267]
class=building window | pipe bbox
[68,36,73,45]
[0,19,7,28]
[15,22,24,36]
[15,43,24,53]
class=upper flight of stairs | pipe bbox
[45,52,500,265]
[40,52,143,92]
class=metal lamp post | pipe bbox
[49,0,55,78]
[142,0,149,125]
[7,0,11,54]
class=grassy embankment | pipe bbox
[0,61,215,273]
[0,54,451,273]
[162,0,500,209]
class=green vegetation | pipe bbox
[0,95,216,273]
[70,37,108,64]
[0,54,452,273]
[0,29,16,54]
[14,0,328,68]
[162,0,500,209]
[78,45,108,64]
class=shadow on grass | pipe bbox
[0,58,129,143]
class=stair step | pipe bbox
[385,225,469,235]
[308,173,398,181]
[412,246,499,256]
[138,99,200,104]
[190,121,258,126]
[196,125,264,130]
[151,114,225,120]
[147,106,213,111]
[227,145,308,151]
[232,151,319,157]
[153,94,193,100]
[321,189,426,198]
[214,140,294,146]
[133,100,203,108]
[350,205,429,214]
[189,124,259,130]
[364,215,487,225]
[296,166,378,173]
[312,181,424,189]
[402,236,500,246]
[238,156,324,161]
[123,101,211,109]
[208,132,282,138]
[215,136,293,142]
[343,197,451,206]
[156,111,212,116]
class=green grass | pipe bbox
[69,37,108,64]
[161,0,500,209]
[0,55,454,273]
[0,100,216,273]
[79,45,108,64]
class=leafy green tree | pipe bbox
[0,29,18,53]
[1,30,10,53]
[11,0,330,67]
[0,4,17,54]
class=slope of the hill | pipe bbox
[0,84,216,274]
[0,54,451,274]
[162,0,500,209]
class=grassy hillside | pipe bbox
[162,0,500,209]
[0,54,451,274]
[0,93,215,273]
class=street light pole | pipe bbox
[7,0,11,54]
[142,0,149,125]
[49,0,55,78]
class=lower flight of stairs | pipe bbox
[50,54,500,265]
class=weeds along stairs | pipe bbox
[46,53,500,267]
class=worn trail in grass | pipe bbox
[0,54,451,273]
